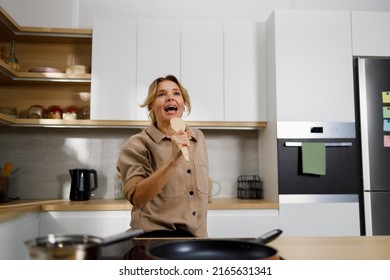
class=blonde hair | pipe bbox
[140,75,191,125]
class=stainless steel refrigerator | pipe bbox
[354,57,390,235]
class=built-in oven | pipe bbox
[277,123,359,195]
[276,122,363,236]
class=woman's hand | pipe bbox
[170,127,190,161]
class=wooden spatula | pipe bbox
[170,118,190,161]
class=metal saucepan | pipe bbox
[24,229,144,260]
[145,229,282,260]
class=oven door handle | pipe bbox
[284,142,353,147]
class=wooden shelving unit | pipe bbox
[0,5,93,127]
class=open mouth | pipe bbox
[164,105,178,112]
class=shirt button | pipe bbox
[192,211,196,216]
[189,191,194,195]
[187,169,191,174]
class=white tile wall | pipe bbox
[0,127,259,199]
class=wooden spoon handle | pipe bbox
[170,118,190,161]
[180,146,189,161]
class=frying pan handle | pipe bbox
[257,229,283,244]
[102,229,144,246]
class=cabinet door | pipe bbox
[224,22,267,122]
[181,20,224,121]
[0,213,40,260]
[39,211,131,237]
[136,19,181,121]
[279,200,360,236]
[351,11,390,57]
[91,17,137,120]
[207,209,280,238]
[272,10,354,122]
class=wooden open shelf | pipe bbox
[0,113,267,129]
[0,60,91,83]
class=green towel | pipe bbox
[301,143,326,175]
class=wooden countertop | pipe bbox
[0,198,278,223]
[102,235,390,260]
[269,236,390,260]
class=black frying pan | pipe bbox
[146,229,282,260]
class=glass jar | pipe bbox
[63,106,79,120]
[28,105,46,119]
[47,105,63,119]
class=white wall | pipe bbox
[2,0,390,29]
[0,0,77,28]
[294,0,390,11]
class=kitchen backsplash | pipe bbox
[0,127,259,200]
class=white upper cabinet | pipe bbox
[181,20,224,122]
[268,10,355,123]
[224,21,266,122]
[136,19,181,121]
[91,18,263,123]
[351,11,390,57]
[91,17,137,120]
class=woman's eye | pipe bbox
[174,91,181,96]
[157,92,166,97]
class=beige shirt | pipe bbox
[117,124,209,237]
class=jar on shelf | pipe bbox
[6,40,19,71]
[78,106,90,119]
[63,106,79,120]
[28,105,46,119]
[47,105,63,119]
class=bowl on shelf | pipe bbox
[0,106,17,118]
[28,67,63,73]
[65,65,90,74]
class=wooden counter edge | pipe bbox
[39,198,278,211]
[0,198,278,223]
[208,198,279,210]
[0,205,41,223]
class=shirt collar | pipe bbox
[146,124,198,143]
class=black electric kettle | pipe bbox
[69,169,98,201]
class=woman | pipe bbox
[117,75,209,237]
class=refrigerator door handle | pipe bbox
[284,142,353,147]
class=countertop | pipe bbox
[270,235,390,260]
[100,235,390,260]
[0,198,278,223]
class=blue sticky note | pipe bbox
[385,120,390,132]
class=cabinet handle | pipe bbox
[284,142,353,147]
